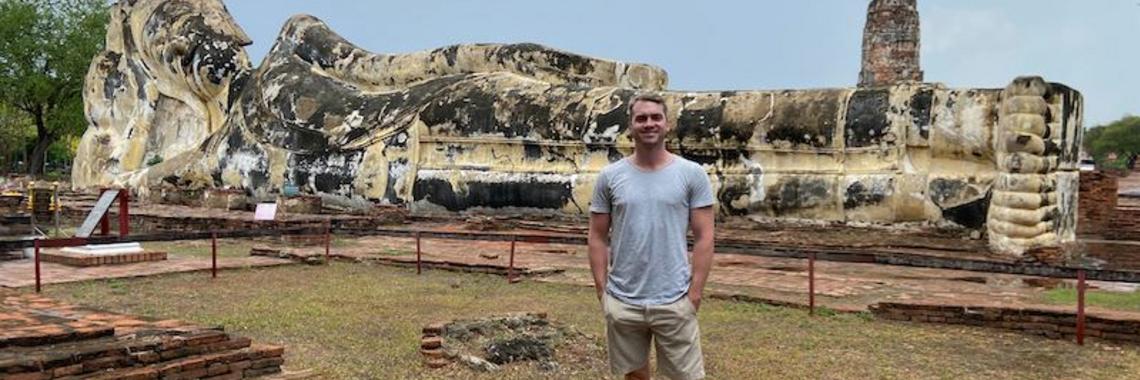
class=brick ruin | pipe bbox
[859,0,923,87]
[417,312,604,374]
[871,302,1140,343]
[1076,171,1140,270]
[1077,171,1140,241]
[1079,171,1118,235]
[0,292,285,379]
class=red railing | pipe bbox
[25,223,1108,347]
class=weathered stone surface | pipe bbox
[73,1,1084,255]
[484,337,552,365]
[989,76,1083,255]
[75,0,251,188]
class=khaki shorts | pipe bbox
[602,293,705,380]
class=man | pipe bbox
[588,94,716,380]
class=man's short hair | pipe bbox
[627,93,668,118]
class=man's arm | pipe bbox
[687,206,715,311]
[587,212,611,301]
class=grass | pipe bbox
[1042,288,1140,312]
[143,238,262,259]
[141,237,407,259]
[41,263,1140,379]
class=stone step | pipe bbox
[70,343,284,379]
[0,329,275,378]
[0,323,115,349]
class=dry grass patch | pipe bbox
[39,263,1140,379]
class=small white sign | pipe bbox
[254,203,278,221]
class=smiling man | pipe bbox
[588,94,716,380]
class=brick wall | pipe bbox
[1108,206,1140,241]
[1077,171,1140,242]
[1078,171,1118,235]
[0,194,23,214]
[203,188,250,211]
[870,302,1140,344]
[859,0,922,87]
[1083,240,1140,271]
[277,195,322,215]
[149,187,205,207]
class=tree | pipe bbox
[1084,115,1140,170]
[0,0,108,175]
[0,103,34,173]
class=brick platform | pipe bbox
[40,250,167,267]
[0,292,285,379]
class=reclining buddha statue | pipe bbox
[75,0,1083,256]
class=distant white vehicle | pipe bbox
[1079,159,1096,172]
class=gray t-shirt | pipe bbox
[589,154,715,306]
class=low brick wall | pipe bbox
[149,187,204,207]
[1084,240,1140,271]
[870,302,1140,344]
[0,215,32,238]
[1107,206,1140,241]
[203,188,250,211]
[281,234,328,247]
[277,195,322,215]
[41,250,167,267]
[0,194,23,214]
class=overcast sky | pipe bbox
[225,0,1138,127]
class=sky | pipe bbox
[224,0,1139,127]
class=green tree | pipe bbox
[0,0,108,176]
[1085,115,1140,169]
[0,103,35,173]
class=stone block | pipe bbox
[277,195,322,215]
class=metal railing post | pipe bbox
[1077,269,1086,345]
[119,190,130,237]
[508,235,517,283]
[211,232,218,278]
[324,219,331,264]
[34,238,41,293]
[809,251,816,316]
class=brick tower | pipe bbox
[858,0,922,87]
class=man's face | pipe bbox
[629,100,669,146]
